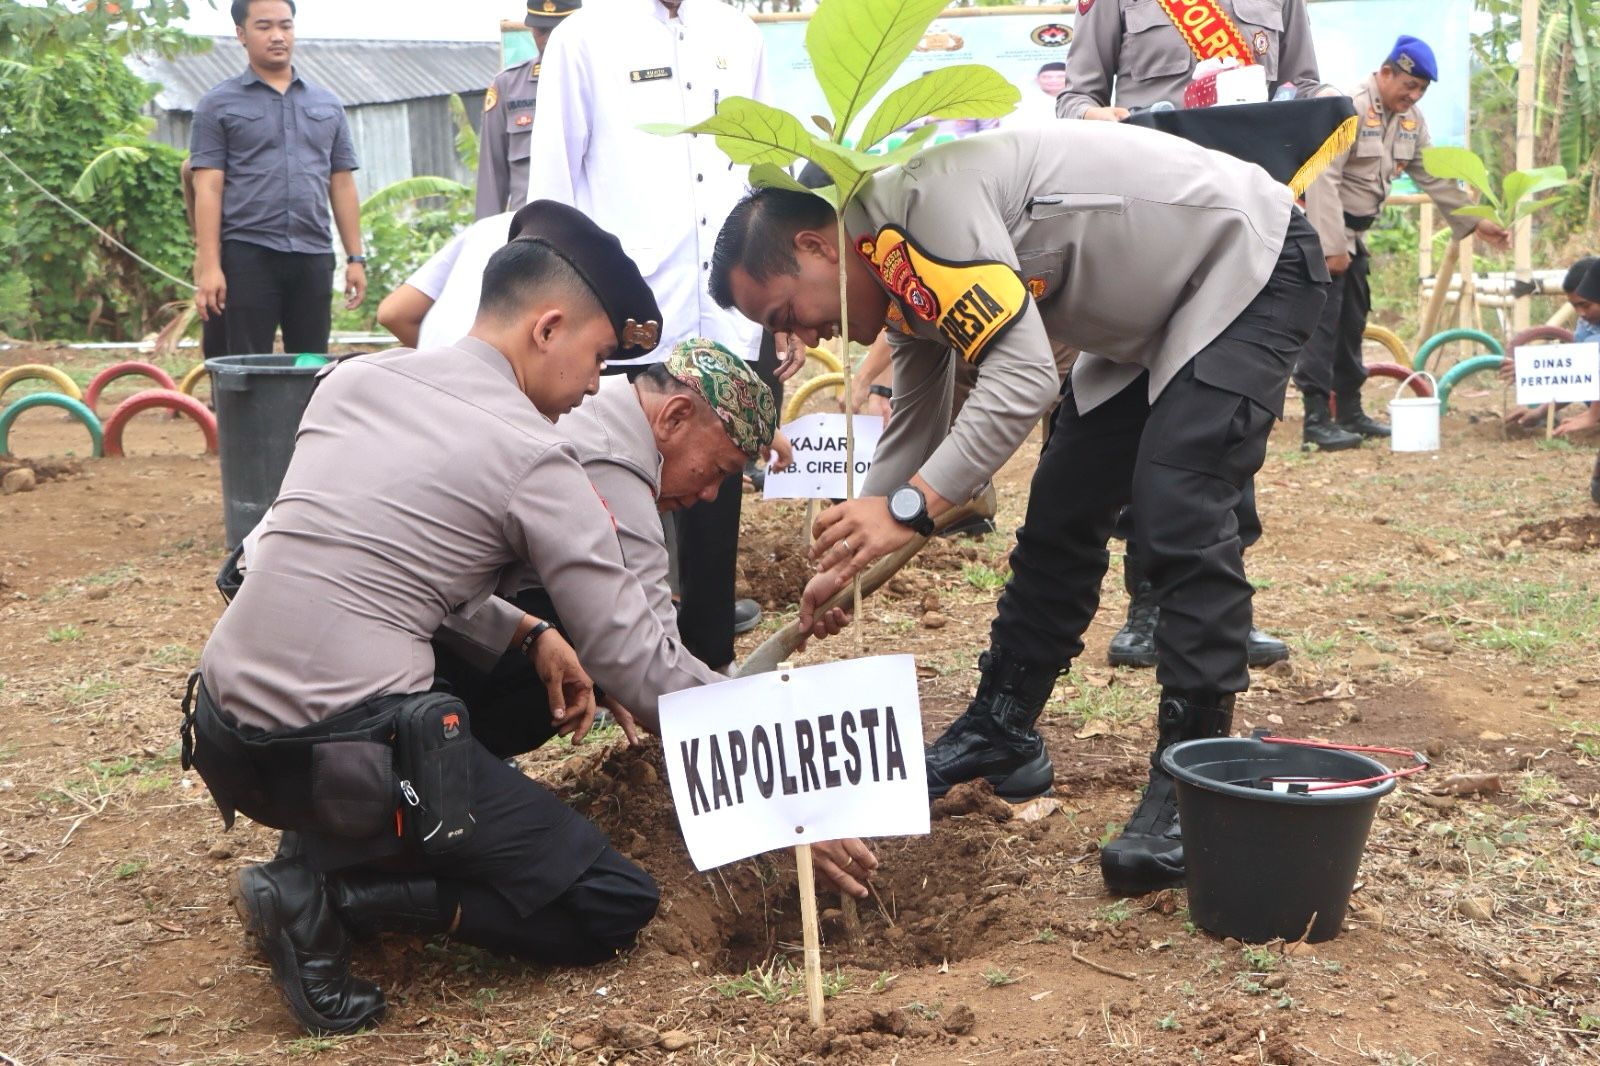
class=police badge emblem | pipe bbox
[1027,276,1048,299]
[483,86,499,112]
[621,319,661,349]
[1251,29,1269,56]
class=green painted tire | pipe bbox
[1436,355,1505,413]
[0,392,105,458]
[1413,328,1503,373]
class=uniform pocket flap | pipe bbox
[1027,193,1127,220]
[1016,249,1066,302]
[310,740,395,839]
[1233,0,1285,31]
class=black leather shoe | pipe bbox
[1101,692,1233,896]
[1246,627,1290,667]
[328,873,451,941]
[1302,395,1362,452]
[232,861,386,1035]
[1335,395,1391,438]
[1107,581,1158,668]
[733,598,762,634]
[937,514,997,538]
[926,650,1057,800]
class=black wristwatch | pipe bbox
[869,384,893,399]
[346,254,367,265]
[887,483,934,535]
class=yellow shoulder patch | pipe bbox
[484,85,500,112]
[855,225,1028,364]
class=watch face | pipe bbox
[889,486,921,521]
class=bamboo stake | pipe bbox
[781,656,824,1025]
[1513,0,1538,336]
[1414,236,1461,353]
[1546,398,1556,441]
[835,214,864,657]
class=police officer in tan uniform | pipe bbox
[475,0,579,219]
[1057,0,1320,120]
[184,202,851,1035]
[709,122,1330,897]
[1058,0,1318,670]
[1300,36,1509,440]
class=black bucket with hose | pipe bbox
[1161,733,1425,944]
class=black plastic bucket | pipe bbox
[1161,735,1397,943]
[205,355,327,548]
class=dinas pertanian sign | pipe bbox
[658,655,930,871]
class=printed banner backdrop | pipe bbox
[754,0,1469,148]
[659,656,929,872]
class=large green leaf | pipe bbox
[644,97,866,197]
[1511,194,1567,224]
[69,144,147,200]
[805,0,949,141]
[857,65,1021,152]
[1420,145,1498,205]
[360,175,472,214]
[1502,164,1569,209]
[1447,204,1502,221]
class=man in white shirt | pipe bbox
[377,212,513,348]
[526,0,794,671]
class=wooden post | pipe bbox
[1418,202,1435,280]
[779,660,826,1026]
[1546,399,1556,440]
[1414,236,1462,353]
[1513,0,1538,336]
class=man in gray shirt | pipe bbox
[189,0,365,355]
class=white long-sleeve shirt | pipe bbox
[525,0,766,365]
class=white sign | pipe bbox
[1513,343,1600,406]
[658,655,929,872]
[763,413,883,501]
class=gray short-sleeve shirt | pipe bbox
[189,68,359,254]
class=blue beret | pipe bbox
[1387,35,1438,83]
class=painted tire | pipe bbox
[805,346,844,375]
[1362,325,1410,365]
[84,360,178,414]
[1507,326,1575,350]
[102,388,219,457]
[177,362,209,399]
[0,392,104,458]
[1363,362,1436,396]
[1436,355,1505,413]
[783,372,845,424]
[1413,328,1503,373]
[0,363,83,404]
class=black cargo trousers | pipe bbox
[989,211,1330,695]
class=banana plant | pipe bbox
[1420,144,1572,229]
[645,0,1019,512]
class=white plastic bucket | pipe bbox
[1388,371,1439,452]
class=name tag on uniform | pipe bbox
[631,67,673,83]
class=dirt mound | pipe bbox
[546,741,1093,974]
[1511,513,1600,550]
[0,455,82,483]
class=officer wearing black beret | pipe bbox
[185,203,702,1035]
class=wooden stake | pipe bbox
[1513,0,1538,337]
[1546,399,1556,440]
[834,215,865,657]
[1415,236,1461,353]
[778,659,825,1026]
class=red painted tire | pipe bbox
[1507,326,1575,350]
[103,388,218,457]
[85,361,178,414]
[1363,361,1435,396]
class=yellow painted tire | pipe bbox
[805,346,843,375]
[783,372,845,424]
[1362,325,1409,365]
[177,362,209,400]
[0,364,83,404]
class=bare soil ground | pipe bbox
[3,344,1599,1065]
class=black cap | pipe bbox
[1038,61,1066,74]
[1562,256,1598,294]
[526,0,580,30]
[509,200,663,356]
[1576,260,1600,304]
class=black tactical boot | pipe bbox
[1302,395,1362,452]
[1107,580,1158,668]
[232,860,386,1035]
[925,649,1057,801]
[1100,690,1234,896]
[1335,392,1391,438]
[1246,627,1291,667]
[328,874,454,941]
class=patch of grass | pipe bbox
[1515,771,1561,806]
[1032,927,1057,944]
[1292,630,1341,664]
[982,966,1020,987]
[284,1035,347,1054]
[1051,670,1146,729]
[1093,900,1132,925]
[870,970,897,993]
[1240,945,1278,972]
[961,562,1007,591]
[713,959,848,1003]
[46,624,83,643]
[151,643,197,665]
[115,859,147,879]
[1389,575,1600,664]
[60,674,123,707]
[1157,1012,1181,1031]
[82,564,136,587]
[1535,436,1575,452]
[904,1000,942,1021]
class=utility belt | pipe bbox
[180,672,475,855]
[1343,212,1378,233]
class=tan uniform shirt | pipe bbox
[200,338,715,731]
[1058,0,1320,119]
[439,376,684,669]
[1303,74,1476,257]
[475,59,540,219]
[852,123,1294,506]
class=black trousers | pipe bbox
[990,221,1327,695]
[674,332,783,668]
[1112,475,1261,593]
[1292,244,1370,402]
[220,239,335,356]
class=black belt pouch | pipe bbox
[393,692,476,856]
